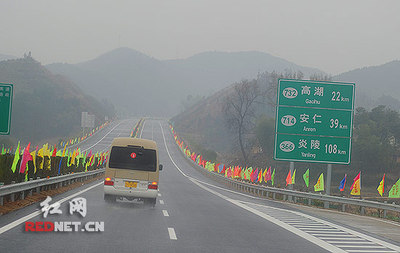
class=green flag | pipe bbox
[25,163,29,182]
[245,167,252,181]
[314,173,324,192]
[1,146,5,155]
[303,169,310,187]
[388,178,400,198]
[271,168,275,186]
[11,141,21,173]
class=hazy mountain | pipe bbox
[0,56,115,145]
[0,53,16,62]
[47,48,325,116]
[334,60,400,109]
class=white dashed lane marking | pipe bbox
[162,210,169,217]
[168,228,177,240]
[159,200,164,205]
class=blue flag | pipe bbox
[339,174,347,192]
[218,164,224,173]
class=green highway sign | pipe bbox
[0,83,13,135]
[276,106,353,138]
[274,79,355,164]
[278,79,354,110]
[274,134,351,164]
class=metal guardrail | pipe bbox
[0,169,105,206]
[179,149,400,218]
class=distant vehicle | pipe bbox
[104,137,163,206]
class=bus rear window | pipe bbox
[109,146,156,172]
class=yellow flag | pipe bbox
[350,172,361,196]
[377,174,385,197]
[62,144,67,157]
[31,150,37,174]
[70,149,76,165]
[314,173,324,192]
[291,169,296,184]
[350,179,361,195]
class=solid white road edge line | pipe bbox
[159,121,400,252]
[159,122,344,253]
[82,121,124,152]
[0,182,103,235]
[139,120,146,138]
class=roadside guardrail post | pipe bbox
[273,192,276,200]
[0,196,3,206]
[361,206,365,215]
[342,204,346,212]
[21,191,25,200]
[383,201,387,218]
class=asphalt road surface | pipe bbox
[0,119,399,253]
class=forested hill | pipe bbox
[334,60,400,110]
[0,57,115,146]
[47,47,325,116]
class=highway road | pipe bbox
[0,119,399,253]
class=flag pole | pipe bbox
[288,162,294,202]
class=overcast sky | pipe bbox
[0,0,399,74]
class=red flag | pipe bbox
[265,167,272,182]
[52,147,57,157]
[286,170,292,186]
[350,172,361,190]
[19,143,33,174]
[221,165,226,174]
[214,163,220,172]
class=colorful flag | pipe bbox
[303,169,309,187]
[19,143,32,174]
[265,167,272,182]
[263,167,268,182]
[10,141,21,173]
[350,172,361,196]
[291,169,296,185]
[218,164,224,174]
[245,167,252,181]
[286,170,292,186]
[339,174,347,192]
[251,168,258,182]
[314,173,324,192]
[19,142,32,173]
[52,146,57,157]
[377,174,385,197]
[271,168,275,186]
[388,178,400,198]
[257,169,263,183]
[31,150,37,174]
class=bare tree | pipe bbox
[222,79,261,166]
[309,73,332,81]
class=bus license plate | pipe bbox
[125,181,137,188]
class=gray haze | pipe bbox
[0,0,399,74]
